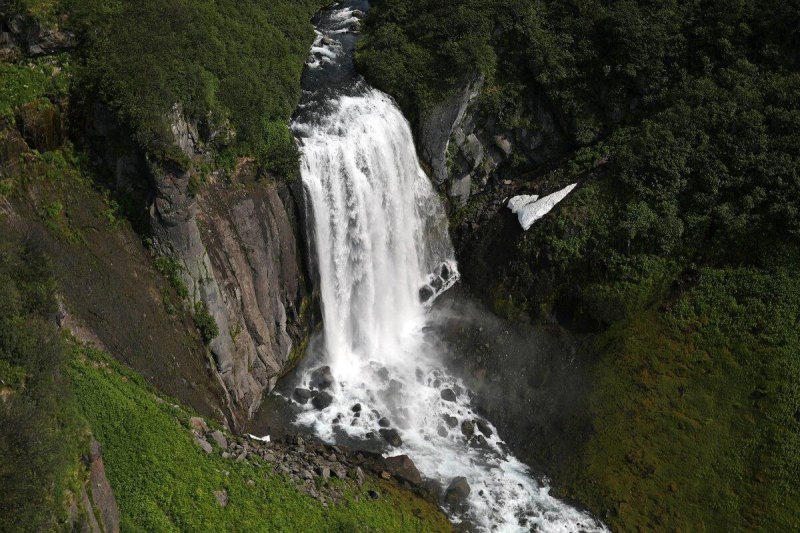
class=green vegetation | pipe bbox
[0,229,448,531]
[69,346,451,532]
[359,1,800,530]
[193,300,219,345]
[0,236,85,532]
[154,255,189,299]
[0,58,69,120]
[65,0,322,176]
[569,269,800,531]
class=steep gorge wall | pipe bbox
[95,108,315,427]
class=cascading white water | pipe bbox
[298,89,456,382]
[291,4,607,531]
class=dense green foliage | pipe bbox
[0,237,83,532]
[65,0,322,175]
[0,59,68,120]
[572,268,800,531]
[69,346,451,532]
[359,1,800,530]
[360,0,800,323]
[193,300,219,345]
[359,0,800,267]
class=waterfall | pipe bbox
[289,4,607,531]
[298,88,456,381]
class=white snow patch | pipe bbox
[508,183,577,230]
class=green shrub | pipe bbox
[193,300,219,345]
[154,255,188,299]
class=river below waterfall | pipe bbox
[253,3,608,531]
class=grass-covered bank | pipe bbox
[0,234,450,531]
[568,268,800,531]
[69,346,451,532]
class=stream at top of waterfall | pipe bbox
[248,2,608,531]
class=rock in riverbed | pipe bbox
[383,455,423,486]
[312,391,334,410]
[379,428,402,447]
[294,387,314,404]
[310,366,335,390]
[445,476,471,508]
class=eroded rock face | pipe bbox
[195,171,312,424]
[415,73,570,211]
[418,75,484,186]
[90,104,314,429]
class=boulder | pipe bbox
[350,466,365,486]
[379,428,402,447]
[470,434,488,448]
[214,489,229,507]
[351,403,362,412]
[195,436,213,454]
[293,387,314,404]
[476,419,493,438]
[383,455,423,486]
[378,417,390,428]
[462,134,485,168]
[437,425,449,437]
[419,285,434,302]
[460,420,475,438]
[440,388,457,402]
[312,391,333,410]
[367,489,380,500]
[316,466,331,480]
[445,477,471,507]
[442,414,458,428]
[189,416,209,433]
[332,465,347,479]
[310,366,335,390]
[209,430,227,449]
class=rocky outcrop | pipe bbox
[415,76,570,211]
[69,440,121,533]
[195,169,312,422]
[0,9,74,60]
[417,75,483,186]
[74,95,315,428]
[145,109,313,426]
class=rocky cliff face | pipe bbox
[132,110,314,427]
[418,75,570,212]
[196,164,313,421]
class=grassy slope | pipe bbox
[69,346,451,533]
[566,269,800,532]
